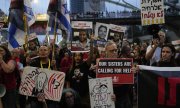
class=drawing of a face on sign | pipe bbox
[35,72,48,92]
[36,72,47,91]
[100,84,108,93]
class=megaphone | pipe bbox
[0,84,6,97]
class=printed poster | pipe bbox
[89,77,115,108]
[19,66,65,101]
[108,24,126,50]
[96,58,134,84]
[94,22,109,52]
[71,21,93,52]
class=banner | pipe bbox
[141,0,165,25]
[138,65,180,108]
[89,77,115,108]
[19,66,65,101]
[96,58,134,84]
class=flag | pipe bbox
[24,0,35,26]
[46,0,71,39]
[46,0,61,34]
[57,0,71,34]
[8,2,25,49]
[138,65,180,108]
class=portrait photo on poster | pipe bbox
[95,22,109,42]
[71,28,93,52]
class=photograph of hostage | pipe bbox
[97,25,108,41]
[72,29,91,51]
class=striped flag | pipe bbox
[46,0,61,34]
[24,0,35,26]
[46,0,71,39]
[58,0,71,35]
[8,0,25,49]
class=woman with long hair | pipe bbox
[0,45,17,108]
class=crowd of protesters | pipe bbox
[0,28,180,108]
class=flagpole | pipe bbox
[45,16,50,46]
[52,12,58,60]
[23,14,29,52]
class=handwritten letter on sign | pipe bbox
[89,77,115,108]
[141,0,165,26]
[19,66,65,101]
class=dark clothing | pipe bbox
[0,60,17,108]
[114,85,133,108]
[67,62,89,97]
[2,89,16,108]
[29,57,53,69]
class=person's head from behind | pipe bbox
[38,45,50,58]
[105,41,118,58]
[161,44,176,62]
[61,88,81,108]
[98,25,107,39]
[121,45,131,57]
[79,30,88,43]
[0,45,11,62]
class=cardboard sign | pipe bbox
[89,77,115,108]
[141,0,165,25]
[96,58,134,84]
[19,66,65,101]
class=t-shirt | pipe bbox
[29,57,53,69]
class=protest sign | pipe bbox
[71,21,93,52]
[89,77,115,108]
[141,0,165,25]
[19,66,65,101]
[96,58,134,84]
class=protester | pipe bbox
[104,40,132,108]
[28,45,58,108]
[146,30,166,65]
[59,88,84,108]
[0,45,17,108]
[66,52,90,108]
[152,44,177,67]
